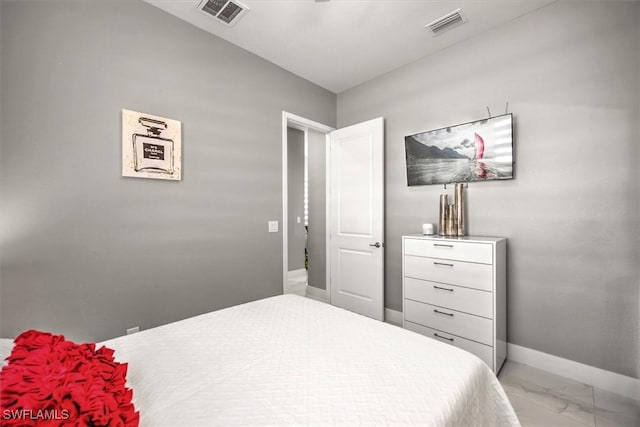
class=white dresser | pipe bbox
[402,235,507,373]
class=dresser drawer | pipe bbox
[404,321,494,368]
[404,299,493,345]
[404,277,493,318]
[404,255,493,292]
[404,238,493,264]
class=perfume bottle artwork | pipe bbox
[122,109,182,181]
[133,117,174,174]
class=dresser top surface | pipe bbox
[403,234,506,244]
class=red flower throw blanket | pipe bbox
[0,330,139,426]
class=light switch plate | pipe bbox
[268,221,279,233]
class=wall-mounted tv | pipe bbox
[404,113,513,186]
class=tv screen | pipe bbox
[404,113,513,186]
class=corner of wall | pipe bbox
[637,0,640,390]
[333,91,339,129]
[0,0,4,314]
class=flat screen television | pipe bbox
[404,113,513,186]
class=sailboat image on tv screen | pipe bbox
[472,133,484,160]
[404,114,513,186]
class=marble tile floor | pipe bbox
[498,361,639,427]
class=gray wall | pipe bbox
[0,0,335,342]
[637,13,640,388]
[307,129,326,290]
[287,128,306,271]
[0,1,3,312]
[338,1,639,378]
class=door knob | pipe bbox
[369,242,382,248]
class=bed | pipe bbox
[1,294,518,426]
[91,294,518,426]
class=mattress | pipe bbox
[100,294,519,426]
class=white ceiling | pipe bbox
[146,0,556,94]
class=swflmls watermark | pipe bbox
[2,409,71,421]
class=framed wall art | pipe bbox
[122,109,182,181]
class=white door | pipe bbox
[329,118,384,320]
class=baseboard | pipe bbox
[507,343,639,400]
[384,308,403,326]
[305,285,328,302]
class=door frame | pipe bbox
[282,111,334,301]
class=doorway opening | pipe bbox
[282,112,334,302]
[282,112,385,320]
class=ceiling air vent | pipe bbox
[425,8,466,36]
[199,0,249,26]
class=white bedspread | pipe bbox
[100,295,519,426]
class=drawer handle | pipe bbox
[433,244,454,248]
[434,309,454,317]
[433,262,454,267]
[433,285,454,292]
[434,333,454,342]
